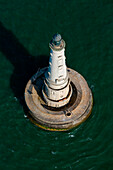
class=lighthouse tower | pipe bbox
[42,34,72,107]
[25,33,93,131]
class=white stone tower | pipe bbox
[42,33,72,107]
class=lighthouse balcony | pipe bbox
[42,83,72,108]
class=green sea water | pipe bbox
[0,0,113,169]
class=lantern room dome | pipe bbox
[52,33,62,46]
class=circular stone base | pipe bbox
[24,68,93,131]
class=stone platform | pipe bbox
[25,68,93,131]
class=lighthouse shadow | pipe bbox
[0,21,49,105]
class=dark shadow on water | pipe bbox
[0,21,49,105]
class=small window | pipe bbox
[58,55,62,58]
[59,75,63,78]
[55,79,58,83]
[58,65,63,70]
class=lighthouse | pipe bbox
[42,33,72,107]
[25,33,93,131]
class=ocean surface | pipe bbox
[0,1,113,169]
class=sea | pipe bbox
[0,0,113,169]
